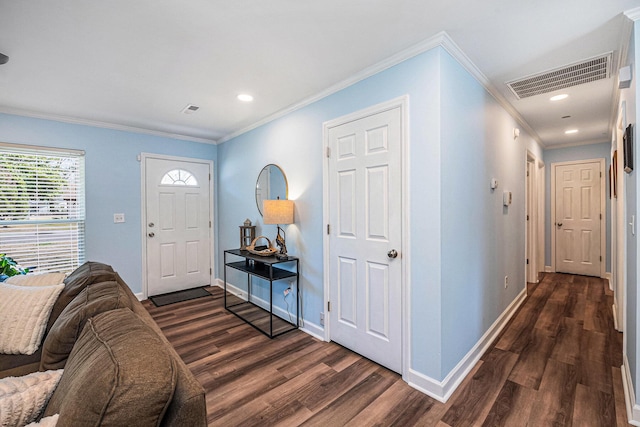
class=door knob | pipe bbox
[148,232,155,238]
[387,249,398,259]
[148,222,154,228]
[557,222,563,228]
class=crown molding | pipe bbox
[543,138,610,151]
[608,14,635,137]
[624,7,640,21]
[218,32,448,143]
[219,31,543,148]
[0,107,218,145]
[437,34,544,148]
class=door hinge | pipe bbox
[526,214,529,221]
[600,256,602,262]
[326,147,331,158]
[209,220,212,228]
[527,171,530,177]
[600,214,602,220]
[209,173,211,180]
[210,268,212,275]
[327,224,330,234]
[526,258,529,265]
[328,301,331,312]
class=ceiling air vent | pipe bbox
[506,52,612,99]
[181,104,200,114]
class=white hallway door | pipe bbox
[145,156,212,296]
[554,160,602,277]
[327,105,403,373]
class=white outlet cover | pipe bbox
[113,213,125,223]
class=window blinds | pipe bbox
[0,146,85,273]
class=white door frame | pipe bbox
[550,158,606,278]
[525,152,538,284]
[140,152,215,299]
[322,95,410,379]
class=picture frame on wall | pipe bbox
[624,124,634,173]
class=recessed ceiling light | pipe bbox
[550,94,569,101]
[237,94,254,102]
[565,129,579,134]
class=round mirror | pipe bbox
[256,164,288,215]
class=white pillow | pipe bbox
[0,370,63,427]
[26,414,59,427]
[5,273,66,287]
[0,283,64,354]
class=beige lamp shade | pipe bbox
[263,199,294,225]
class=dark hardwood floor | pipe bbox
[142,273,631,426]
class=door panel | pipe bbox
[328,106,402,373]
[554,161,601,276]
[145,157,211,296]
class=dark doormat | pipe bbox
[149,287,212,307]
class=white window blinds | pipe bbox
[0,145,85,273]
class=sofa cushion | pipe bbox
[43,309,177,426]
[45,262,116,335]
[40,281,134,370]
[5,273,66,287]
[0,283,64,355]
[0,369,63,427]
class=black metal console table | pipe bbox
[223,249,299,338]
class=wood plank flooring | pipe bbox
[142,273,631,426]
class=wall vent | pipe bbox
[506,52,612,99]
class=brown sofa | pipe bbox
[0,262,207,427]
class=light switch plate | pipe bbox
[113,213,125,223]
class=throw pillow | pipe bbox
[6,273,66,287]
[43,309,177,425]
[0,283,64,355]
[0,369,63,427]
[40,280,133,370]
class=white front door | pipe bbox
[327,105,403,373]
[554,160,602,277]
[144,156,212,296]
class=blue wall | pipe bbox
[623,21,639,402]
[218,46,541,383]
[439,52,528,375]
[543,143,612,272]
[0,113,217,293]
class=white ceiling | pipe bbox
[0,1,638,147]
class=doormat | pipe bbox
[149,287,212,307]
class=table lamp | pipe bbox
[263,199,294,259]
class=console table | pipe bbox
[223,249,299,338]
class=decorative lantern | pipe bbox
[239,219,256,250]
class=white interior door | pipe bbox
[145,156,212,296]
[554,161,602,276]
[327,106,402,373]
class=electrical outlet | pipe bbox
[113,213,125,223]
[504,275,509,289]
[320,312,324,326]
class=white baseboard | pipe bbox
[613,304,619,331]
[405,287,527,402]
[300,321,325,341]
[545,265,553,273]
[135,292,144,301]
[622,355,640,425]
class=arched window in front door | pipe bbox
[160,169,198,186]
